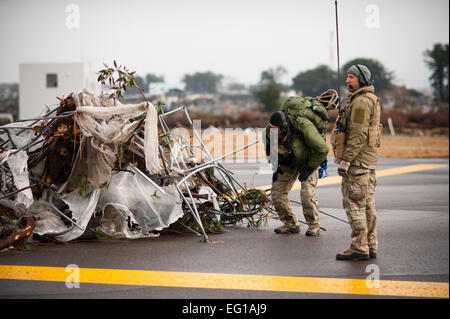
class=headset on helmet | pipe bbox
[315,89,340,110]
[354,64,371,86]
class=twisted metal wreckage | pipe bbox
[0,89,275,249]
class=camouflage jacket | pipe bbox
[340,86,381,169]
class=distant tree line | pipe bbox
[179,42,448,113]
[424,43,449,104]
[177,57,396,112]
[182,72,223,94]
[254,57,394,112]
[88,42,450,112]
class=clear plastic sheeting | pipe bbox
[29,200,68,237]
[74,88,161,175]
[56,188,102,242]
[68,135,117,188]
[97,163,183,239]
[40,88,177,241]
[28,165,183,241]
[143,103,162,173]
[5,150,33,209]
[1,88,263,245]
[0,88,178,242]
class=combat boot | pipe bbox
[305,227,320,237]
[336,250,369,261]
[369,250,377,259]
[274,225,300,234]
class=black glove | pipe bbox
[298,165,315,182]
[272,166,284,183]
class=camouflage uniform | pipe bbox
[271,166,320,231]
[341,167,377,254]
[265,96,330,234]
[300,169,320,232]
[333,85,381,255]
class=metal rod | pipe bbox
[290,200,349,224]
[177,164,233,188]
[0,126,36,130]
[157,108,250,241]
[184,140,259,173]
[176,185,209,242]
[9,117,58,155]
[49,190,85,231]
[335,0,341,95]
[181,106,236,185]
[183,107,249,197]
[11,111,76,123]
[29,177,58,190]
[127,162,182,204]
[158,112,210,241]
[3,105,60,137]
[159,105,185,117]
[45,224,76,237]
[2,128,17,149]
[175,219,202,236]
[0,184,36,200]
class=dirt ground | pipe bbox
[371,136,449,158]
[174,129,449,160]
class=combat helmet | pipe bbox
[315,89,339,110]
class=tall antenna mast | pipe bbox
[334,0,341,96]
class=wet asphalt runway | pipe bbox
[0,157,448,300]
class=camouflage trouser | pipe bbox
[341,166,377,254]
[271,165,320,229]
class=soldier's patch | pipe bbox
[353,108,365,124]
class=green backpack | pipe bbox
[281,96,329,133]
[281,96,329,169]
[265,96,330,170]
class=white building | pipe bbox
[19,63,99,120]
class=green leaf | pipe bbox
[152,190,161,199]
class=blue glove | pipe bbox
[318,159,328,179]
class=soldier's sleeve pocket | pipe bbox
[368,123,382,147]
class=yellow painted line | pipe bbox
[0,265,447,298]
[257,163,445,192]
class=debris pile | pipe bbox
[0,88,273,249]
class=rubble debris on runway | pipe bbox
[0,64,274,250]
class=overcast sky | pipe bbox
[0,0,448,90]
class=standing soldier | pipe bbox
[265,90,339,236]
[332,64,382,260]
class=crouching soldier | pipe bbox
[265,90,339,236]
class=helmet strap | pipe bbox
[355,64,369,86]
